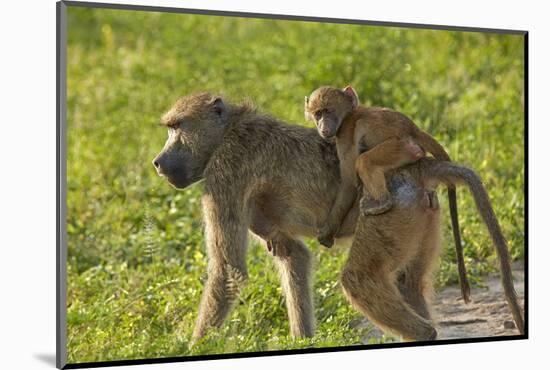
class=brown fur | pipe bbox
[305,86,470,303]
[152,92,523,342]
[342,158,525,339]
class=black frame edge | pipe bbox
[523,32,529,338]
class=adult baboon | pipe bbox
[152,92,524,341]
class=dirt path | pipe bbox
[359,264,525,342]
[434,264,524,339]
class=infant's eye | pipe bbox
[314,111,323,120]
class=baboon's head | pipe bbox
[152,92,228,189]
[304,85,359,139]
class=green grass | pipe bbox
[65,6,525,364]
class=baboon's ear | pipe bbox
[211,97,227,123]
[304,96,311,121]
[342,85,359,109]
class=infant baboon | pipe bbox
[305,85,470,303]
[152,92,523,342]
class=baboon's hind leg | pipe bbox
[250,216,315,337]
[272,234,315,338]
[341,219,437,341]
[397,214,441,321]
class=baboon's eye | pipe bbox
[167,119,184,129]
[314,110,323,120]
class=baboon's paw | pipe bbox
[267,239,291,257]
[317,227,335,248]
[413,326,437,342]
[360,195,393,216]
[419,327,438,341]
[318,235,335,248]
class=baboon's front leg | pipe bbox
[272,234,315,337]
[192,264,247,339]
[318,155,358,248]
[192,196,249,340]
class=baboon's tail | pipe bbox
[422,159,525,334]
[447,187,469,303]
[417,131,470,303]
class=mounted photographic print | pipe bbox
[56,1,527,368]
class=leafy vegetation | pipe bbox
[65,6,524,364]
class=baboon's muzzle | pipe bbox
[152,154,189,189]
